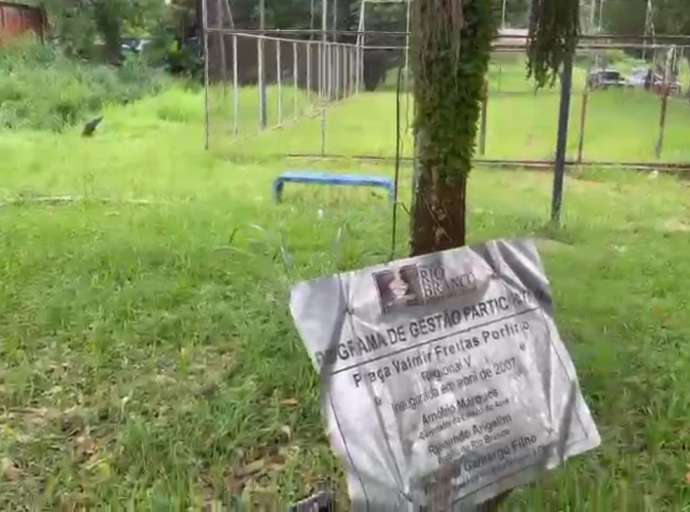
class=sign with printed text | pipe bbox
[290,239,601,511]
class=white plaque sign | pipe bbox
[290,239,600,511]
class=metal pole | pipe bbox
[322,0,328,100]
[277,40,283,125]
[656,88,670,159]
[317,41,322,99]
[321,0,328,154]
[598,0,605,32]
[479,82,488,156]
[355,45,360,94]
[342,45,346,98]
[332,0,338,43]
[307,42,312,102]
[656,46,673,158]
[347,46,352,97]
[643,0,654,60]
[577,82,590,163]
[356,0,365,94]
[202,0,210,150]
[501,0,507,29]
[293,41,299,118]
[222,0,234,28]
[327,44,333,100]
[233,34,239,136]
[404,0,411,107]
[258,38,266,129]
[217,0,227,86]
[335,44,341,100]
[259,0,267,129]
[350,46,355,97]
[551,52,574,224]
[590,0,597,33]
[321,108,327,156]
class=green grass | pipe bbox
[0,41,168,132]
[1,75,690,509]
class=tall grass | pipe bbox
[0,40,168,131]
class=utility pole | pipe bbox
[501,0,507,29]
[332,0,338,42]
[643,0,655,60]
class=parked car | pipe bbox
[626,67,682,94]
[626,68,651,88]
[588,69,626,89]
[121,38,152,57]
[652,73,682,95]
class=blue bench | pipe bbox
[273,171,394,203]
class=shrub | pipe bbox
[0,40,168,131]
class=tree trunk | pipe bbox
[410,165,467,255]
[409,0,493,257]
[94,1,122,64]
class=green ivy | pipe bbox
[412,0,495,183]
[527,0,580,87]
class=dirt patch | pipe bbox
[534,238,574,254]
[659,218,690,233]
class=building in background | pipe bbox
[0,1,46,44]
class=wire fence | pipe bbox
[205,28,363,152]
[204,22,690,173]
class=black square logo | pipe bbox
[373,264,423,313]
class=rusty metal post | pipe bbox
[656,87,670,159]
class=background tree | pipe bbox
[43,0,165,62]
[603,0,690,35]
[410,0,578,254]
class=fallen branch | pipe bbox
[0,195,166,209]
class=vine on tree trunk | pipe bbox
[410,0,494,255]
[412,0,494,184]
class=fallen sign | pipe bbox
[290,239,601,511]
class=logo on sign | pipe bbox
[374,263,476,313]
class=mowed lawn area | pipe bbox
[1,81,690,510]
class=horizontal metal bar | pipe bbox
[494,43,690,50]
[206,27,690,43]
[353,42,690,51]
[206,31,690,52]
[285,153,690,173]
[206,29,358,47]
